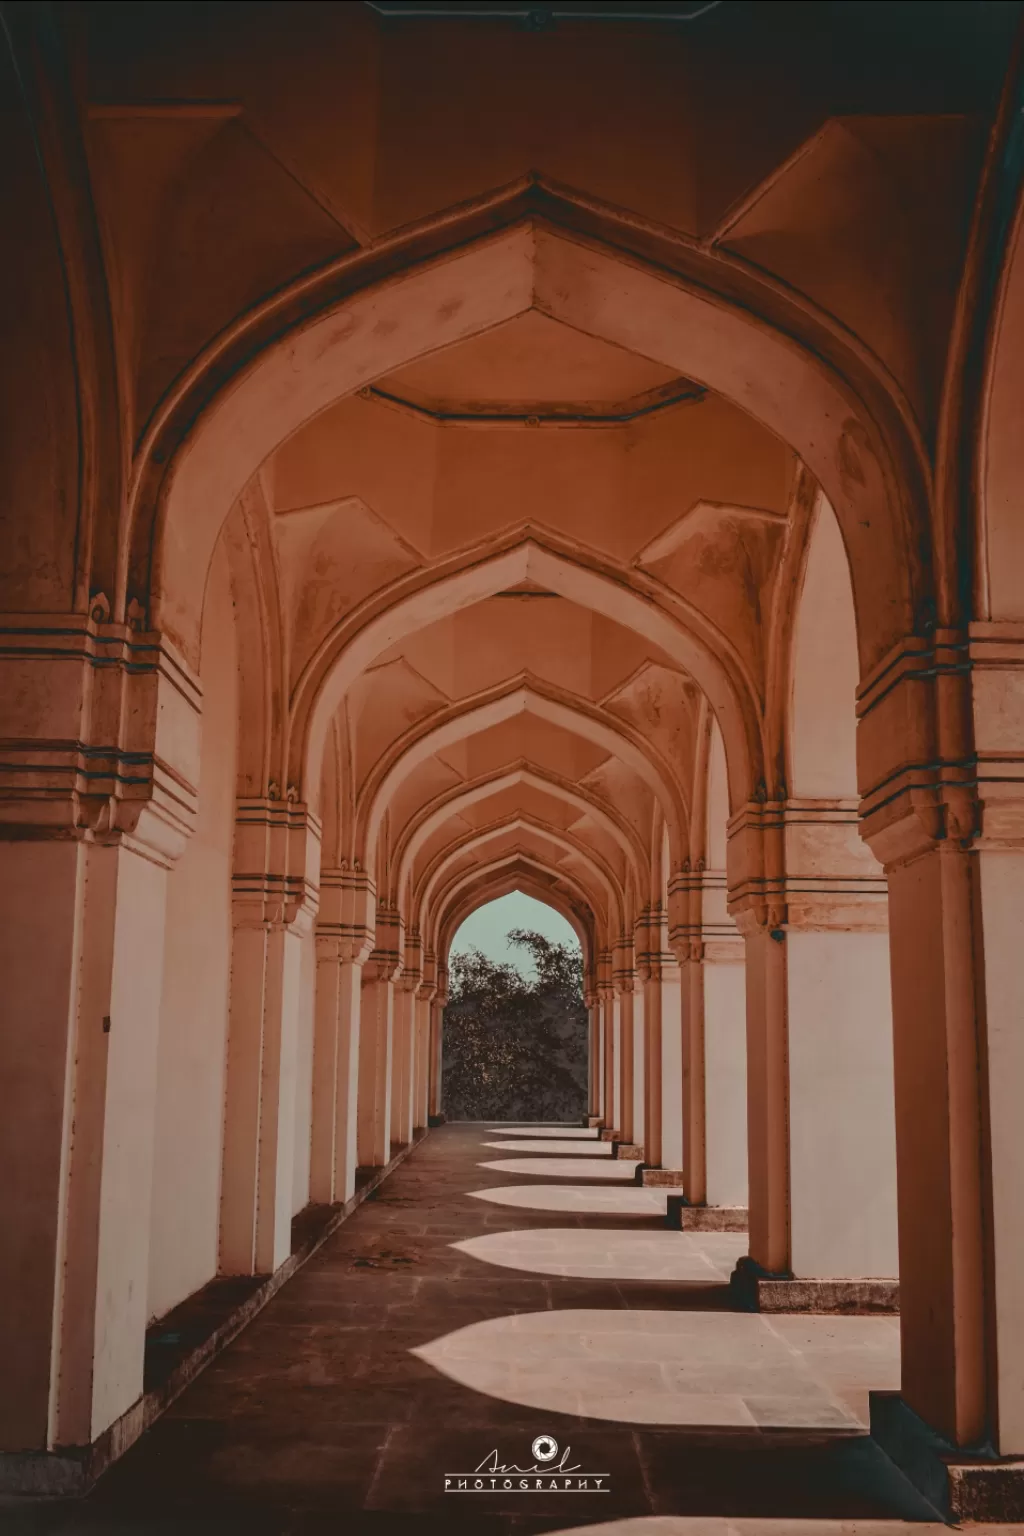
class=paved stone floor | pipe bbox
[6,1123,1024,1535]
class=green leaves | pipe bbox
[443,931,587,1121]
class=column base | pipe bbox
[598,1126,619,1142]
[638,1166,686,1188]
[427,1112,447,1127]
[870,1390,1024,1522]
[665,1196,747,1231]
[0,1131,428,1495]
[612,1141,645,1160]
[729,1255,899,1314]
[584,1114,604,1129]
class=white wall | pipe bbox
[788,931,898,1278]
[704,960,748,1207]
[148,539,238,1321]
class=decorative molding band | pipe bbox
[0,616,201,863]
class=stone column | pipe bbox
[359,945,399,1168]
[670,862,748,1214]
[414,950,437,1132]
[729,797,896,1295]
[0,618,200,1463]
[428,982,446,1122]
[859,628,1024,1499]
[615,979,637,1148]
[597,952,617,1138]
[631,982,646,1149]
[613,938,640,1151]
[413,986,433,1131]
[637,905,684,1178]
[391,978,417,1147]
[584,989,602,1123]
[309,866,374,1207]
[220,796,321,1277]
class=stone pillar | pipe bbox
[613,938,639,1150]
[631,982,646,1148]
[860,628,1024,1495]
[428,983,446,1121]
[637,906,683,1177]
[413,987,433,1130]
[0,618,199,1462]
[670,862,748,1213]
[615,980,638,1147]
[309,866,374,1207]
[391,979,417,1147]
[729,798,895,1292]
[597,953,617,1137]
[414,950,437,1132]
[221,797,320,1277]
[359,953,397,1168]
[584,989,602,1122]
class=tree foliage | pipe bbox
[443,929,588,1123]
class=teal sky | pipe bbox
[449,891,579,979]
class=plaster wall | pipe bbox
[788,930,898,1279]
[704,960,748,1209]
[148,540,238,1322]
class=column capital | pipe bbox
[233,797,322,931]
[726,798,887,932]
[855,625,1024,869]
[0,614,201,865]
[317,864,376,961]
[365,903,404,982]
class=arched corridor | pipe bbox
[55,1125,926,1529]
[2,1,1024,1527]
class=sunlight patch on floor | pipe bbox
[479,1156,640,1181]
[485,1125,598,1138]
[484,1138,613,1155]
[452,1227,746,1281]
[466,1184,673,1215]
[413,1309,900,1429]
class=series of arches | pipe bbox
[1,15,1023,1518]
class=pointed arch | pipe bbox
[414,815,624,942]
[140,202,926,707]
[393,763,649,905]
[355,672,686,879]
